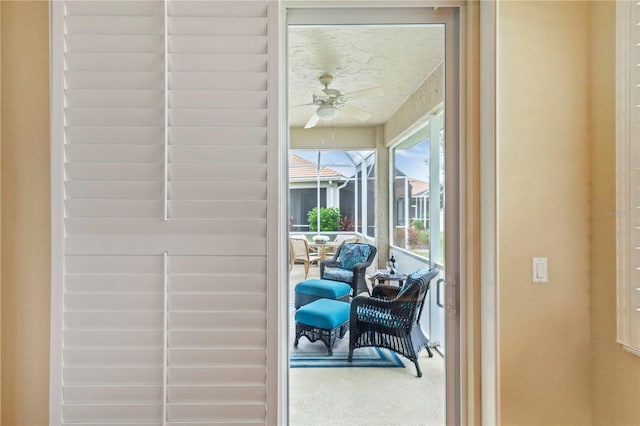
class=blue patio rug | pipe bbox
[290,344,405,368]
[289,305,405,369]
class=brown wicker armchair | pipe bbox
[319,242,377,296]
[348,267,439,377]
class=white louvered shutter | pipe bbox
[618,0,640,355]
[166,2,269,423]
[64,0,165,220]
[54,1,272,424]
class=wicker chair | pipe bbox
[320,242,377,296]
[289,237,321,279]
[348,267,439,377]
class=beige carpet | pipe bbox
[288,262,445,426]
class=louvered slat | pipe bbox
[169,274,265,292]
[65,236,266,256]
[65,218,266,238]
[64,218,267,236]
[169,312,265,330]
[168,384,265,403]
[169,126,267,145]
[64,385,163,403]
[168,200,267,219]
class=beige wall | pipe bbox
[0,1,3,421]
[589,2,640,425]
[1,1,50,425]
[498,1,592,424]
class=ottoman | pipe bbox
[293,298,350,355]
[294,278,351,308]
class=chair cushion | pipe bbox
[337,243,371,270]
[295,279,351,298]
[295,299,350,330]
[322,268,353,284]
[396,268,431,299]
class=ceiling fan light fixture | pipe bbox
[316,105,340,120]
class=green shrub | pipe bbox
[307,207,341,232]
[418,229,429,245]
[411,220,425,231]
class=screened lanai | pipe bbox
[288,149,376,237]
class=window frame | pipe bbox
[616,0,640,357]
[388,112,444,261]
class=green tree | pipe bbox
[307,207,341,232]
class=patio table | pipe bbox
[368,270,408,289]
[307,241,340,261]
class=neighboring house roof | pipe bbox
[393,171,430,197]
[409,178,429,197]
[289,154,345,181]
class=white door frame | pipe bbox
[479,2,500,425]
[277,2,467,425]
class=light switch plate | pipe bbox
[532,257,548,283]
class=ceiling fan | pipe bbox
[296,73,384,129]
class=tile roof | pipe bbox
[409,178,429,196]
[289,154,345,180]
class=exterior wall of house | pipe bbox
[589,2,640,424]
[1,1,50,424]
[498,1,593,424]
[383,63,444,146]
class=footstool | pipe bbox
[294,279,351,308]
[293,298,350,355]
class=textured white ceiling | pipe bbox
[288,25,444,128]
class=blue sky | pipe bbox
[394,139,430,180]
[291,140,431,181]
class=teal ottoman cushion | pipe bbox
[293,298,351,355]
[295,279,351,298]
[295,299,350,330]
[294,279,352,308]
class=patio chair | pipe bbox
[291,233,321,256]
[324,234,360,258]
[348,267,439,377]
[290,237,321,279]
[320,242,377,296]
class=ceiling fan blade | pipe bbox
[290,102,315,108]
[343,87,384,101]
[341,104,372,121]
[304,111,320,129]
